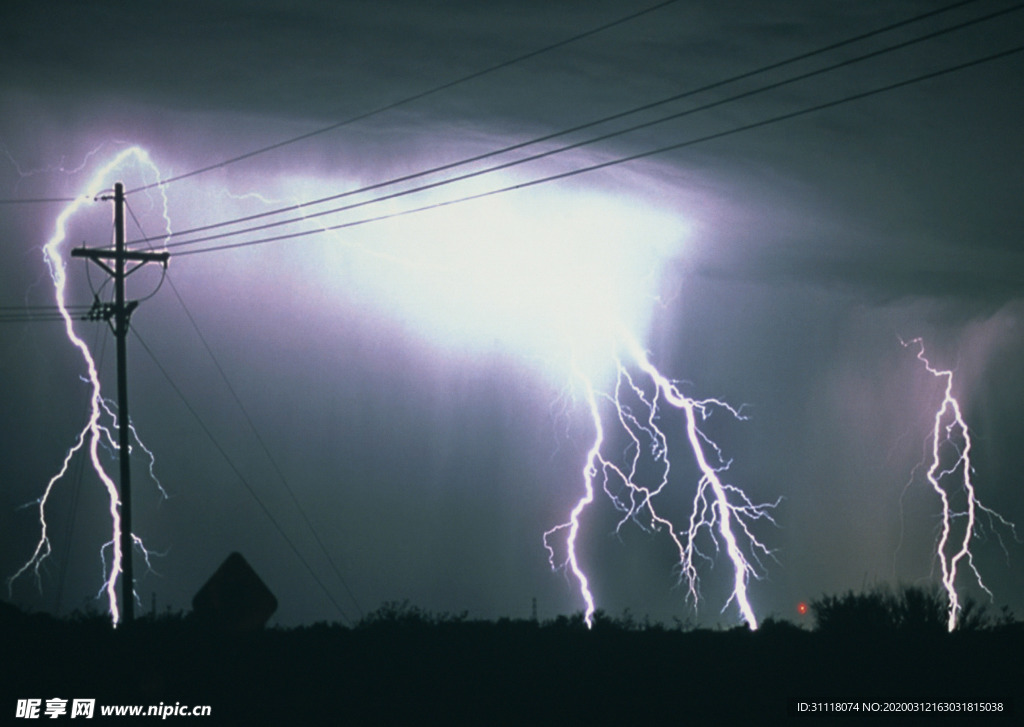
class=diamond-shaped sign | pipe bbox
[192,552,277,630]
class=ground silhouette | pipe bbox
[2,588,1020,724]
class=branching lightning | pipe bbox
[6,146,168,626]
[545,334,778,629]
[9,144,777,632]
[903,337,1018,631]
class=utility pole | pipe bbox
[71,182,169,625]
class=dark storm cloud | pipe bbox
[2,0,1022,627]
[4,0,405,114]
[3,0,616,122]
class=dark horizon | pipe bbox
[2,587,1020,723]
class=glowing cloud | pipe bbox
[15,145,774,631]
[287,172,691,382]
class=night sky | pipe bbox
[2,0,1022,629]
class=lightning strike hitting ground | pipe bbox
[545,334,778,629]
[13,145,772,630]
[903,337,1018,631]
[6,146,168,626]
[219,176,766,630]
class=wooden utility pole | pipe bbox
[71,182,169,625]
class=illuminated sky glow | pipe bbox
[278,173,690,382]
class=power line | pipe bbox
[0,305,94,323]
[126,0,683,195]
[135,0,988,248]
[131,328,354,626]
[0,304,93,310]
[174,43,1024,258]
[0,197,78,205]
[169,2,1020,250]
[163,271,365,620]
[124,192,364,620]
[0,315,72,322]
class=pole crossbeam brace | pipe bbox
[71,182,169,626]
[71,248,170,265]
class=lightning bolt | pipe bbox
[903,337,1017,631]
[7,146,168,626]
[545,334,778,629]
[12,145,772,631]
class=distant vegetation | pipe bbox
[2,588,1019,724]
[810,584,1014,636]
[5,584,1013,635]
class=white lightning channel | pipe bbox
[7,146,167,625]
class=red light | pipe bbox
[797,602,808,616]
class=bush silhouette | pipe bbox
[810,584,992,635]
